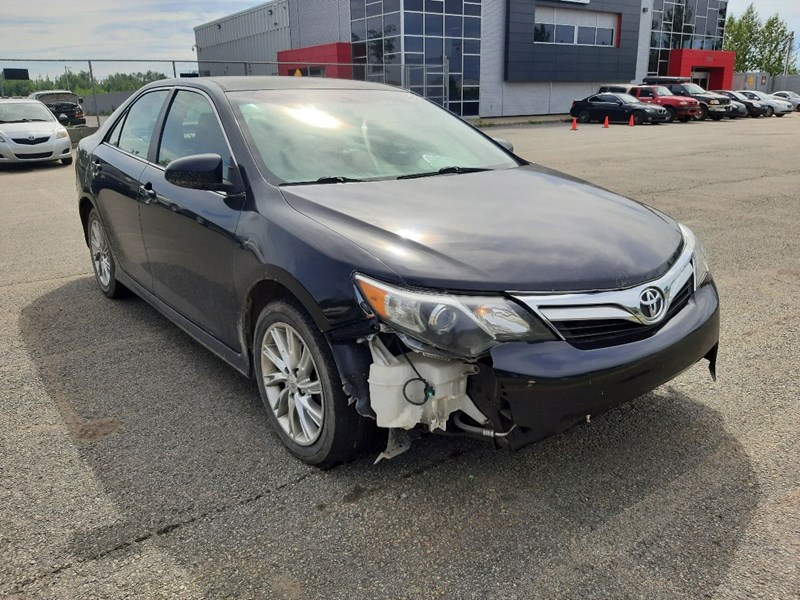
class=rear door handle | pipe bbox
[138,183,157,204]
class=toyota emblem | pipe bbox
[28,135,35,141]
[639,287,665,321]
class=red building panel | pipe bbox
[667,49,736,90]
[277,42,353,79]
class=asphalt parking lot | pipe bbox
[2,115,798,599]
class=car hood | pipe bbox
[0,121,61,136]
[280,165,684,292]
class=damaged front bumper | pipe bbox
[330,280,719,456]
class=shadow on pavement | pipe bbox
[19,277,759,599]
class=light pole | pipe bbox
[784,32,795,77]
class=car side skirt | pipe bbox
[115,267,250,377]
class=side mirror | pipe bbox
[78,97,84,104]
[164,154,242,193]
[57,114,70,125]
[492,137,514,153]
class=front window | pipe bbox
[617,94,640,104]
[653,86,672,96]
[0,102,55,123]
[228,89,518,185]
[683,83,707,94]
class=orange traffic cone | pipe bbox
[629,114,635,127]
[571,118,578,131]
[603,116,610,128]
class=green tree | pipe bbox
[758,15,796,75]
[724,3,761,71]
[724,3,797,74]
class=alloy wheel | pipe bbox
[261,322,324,446]
[90,219,112,288]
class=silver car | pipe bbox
[772,91,800,110]
[737,90,793,117]
[0,99,72,165]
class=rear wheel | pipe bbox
[664,106,676,123]
[87,209,127,299]
[254,300,375,467]
[577,110,591,123]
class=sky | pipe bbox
[1,0,799,61]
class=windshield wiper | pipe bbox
[397,166,491,180]
[281,175,365,186]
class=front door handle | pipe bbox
[91,160,102,175]
[138,183,157,204]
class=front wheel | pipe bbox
[87,209,127,299]
[632,111,644,126]
[696,104,708,121]
[254,300,375,467]
[61,156,73,166]
[766,106,774,117]
[665,106,676,123]
[775,113,786,117]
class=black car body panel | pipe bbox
[493,280,719,446]
[75,77,719,458]
[281,165,684,292]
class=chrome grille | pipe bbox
[549,279,693,350]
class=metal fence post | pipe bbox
[444,58,450,112]
[243,62,248,76]
[87,60,101,127]
[172,61,177,78]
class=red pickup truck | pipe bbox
[597,84,700,123]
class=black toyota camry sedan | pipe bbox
[75,77,719,466]
[570,93,670,124]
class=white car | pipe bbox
[772,91,800,110]
[737,90,793,117]
[0,99,72,165]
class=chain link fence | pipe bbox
[0,59,450,127]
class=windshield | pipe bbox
[683,83,707,94]
[0,102,55,123]
[653,86,673,96]
[617,94,640,104]
[228,89,518,184]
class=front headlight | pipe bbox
[354,274,556,357]
[56,129,69,139]
[709,99,720,105]
[679,101,688,105]
[679,225,710,289]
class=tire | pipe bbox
[253,299,375,467]
[664,106,676,123]
[766,106,774,117]
[678,117,691,123]
[696,104,708,121]
[87,209,127,299]
[61,156,73,166]
[710,115,723,121]
[577,110,591,124]
[632,111,644,126]
[775,113,785,117]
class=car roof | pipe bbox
[142,76,402,93]
[32,90,74,95]
[0,98,46,104]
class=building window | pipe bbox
[354,0,481,117]
[647,0,729,76]
[533,8,618,47]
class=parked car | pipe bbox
[597,84,700,122]
[728,100,749,118]
[27,90,86,126]
[570,93,670,125]
[75,77,719,466]
[712,90,768,117]
[737,90,793,117]
[642,76,735,121]
[0,99,73,165]
[771,91,800,110]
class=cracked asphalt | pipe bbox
[1,115,798,599]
